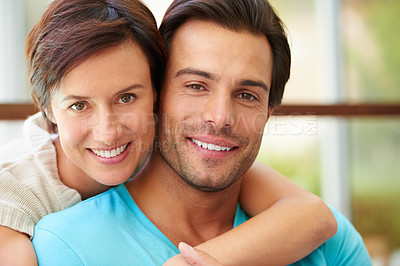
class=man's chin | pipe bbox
[180,176,235,193]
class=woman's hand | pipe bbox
[163,242,223,266]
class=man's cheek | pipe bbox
[233,112,269,135]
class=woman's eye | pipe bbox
[119,94,135,103]
[187,84,205,91]
[71,102,87,111]
[238,92,256,101]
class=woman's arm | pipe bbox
[0,226,38,266]
[165,161,337,266]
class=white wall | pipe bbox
[142,0,174,25]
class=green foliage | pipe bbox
[349,118,400,195]
[344,0,400,253]
[366,0,400,82]
[352,194,400,251]
[344,0,400,101]
[349,118,400,253]
[256,142,321,196]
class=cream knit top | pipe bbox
[0,113,81,238]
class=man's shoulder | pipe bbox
[33,185,180,265]
[291,206,372,266]
[35,187,120,230]
[323,206,372,265]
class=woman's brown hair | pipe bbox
[26,0,166,133]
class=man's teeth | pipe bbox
[91,144,128,158]
[191,139,232,152]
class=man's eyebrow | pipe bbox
[61,84,144,102]
[238,79,270,92]
[174,68,269,91]
[175,68,217,81]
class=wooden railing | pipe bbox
[1,102,400,120]
[273,103,400,117]
[0,103,39,120]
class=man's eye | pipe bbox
[187,84,205,91]
[238,92,256,101]
[119,94,135,103]
[71,102,87,111]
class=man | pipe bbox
[33,0,371,265]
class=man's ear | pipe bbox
[267,107,275,121]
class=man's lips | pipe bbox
[188,137,237,152]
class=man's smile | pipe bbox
[189,138,235,152]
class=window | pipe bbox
[0,0,51,145]
[255,0,400,264]
[1,0,399,263]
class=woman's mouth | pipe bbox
[90,143,129,158]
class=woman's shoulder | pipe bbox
[0,113,53,165]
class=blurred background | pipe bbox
[0,0,399,265]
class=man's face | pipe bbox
[158,20,274,192]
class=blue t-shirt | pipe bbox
[33,184,371,265]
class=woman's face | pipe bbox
[50,40,155,186]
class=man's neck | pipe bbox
[126,150,242,246]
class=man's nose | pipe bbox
[202,91,235,129]
[92,109,123,145]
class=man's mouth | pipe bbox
[190,138,233,152]
[90,143,129,158]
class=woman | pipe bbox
[0,0,336,265]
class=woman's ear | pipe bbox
[44,106,57,125]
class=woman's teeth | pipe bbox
[91,144,128,158]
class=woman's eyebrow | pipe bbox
[61,84,145,102]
